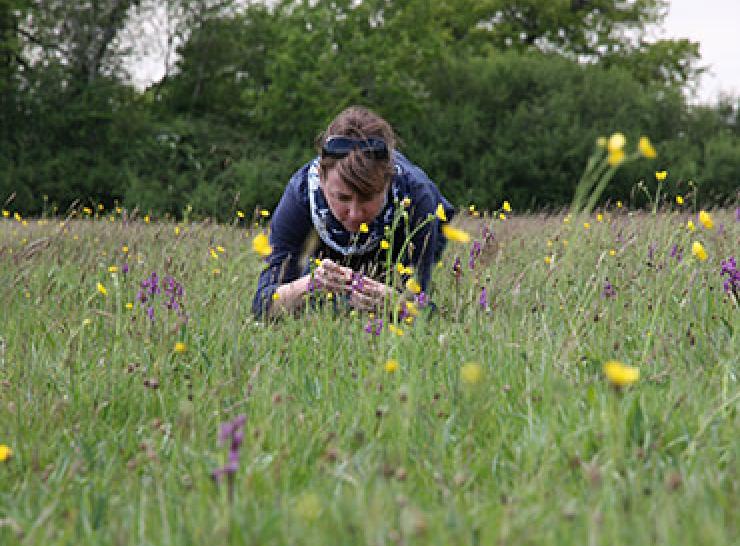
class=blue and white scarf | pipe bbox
[307,158,401,256]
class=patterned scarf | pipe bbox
[307,158,400,256]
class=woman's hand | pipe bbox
[315,259,392,312]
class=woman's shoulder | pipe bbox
[392,152,451,215]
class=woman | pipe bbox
[252,106,454,318]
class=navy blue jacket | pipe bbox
[252,153,454,317]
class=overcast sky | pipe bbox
[661,0,740,103]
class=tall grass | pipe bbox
[0,205,737,545]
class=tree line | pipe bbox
[2,0,738,219]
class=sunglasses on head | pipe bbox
[321,135,389,160]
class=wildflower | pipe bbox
[638,136,657,159]
[260,209,270,217]
[125,302,133,310]
[122,245,129,253]
[503,201,512,212]
[83,207,92,215]
[698,210,713,230]
[603,360,639,387]
[402,197,411,208]
[691,241,708,262]
[596,136,607,148]
[174,226,181,236]
[388,324,404,336]
[670,244,683,262]
[364,317,383,335]
[468,240,482,269]
[583,222,590,230]
[655,170,667,181]
[359,222,369,234]
[616,201,623,209]
[144,215,150,224]
[380,239,390,250]
[544,256,552,265]
[460,363,483,386]
[596,213,604,223]
[122,263,129,274]
[602,279,616,298]
[453,256,462,280]
[676,195,684,205]
[479,286,488,310]
[720,257,739,295]
[384,359,399,373]
[236,210,245,218]
[607,132,626,153]
[210,248,218,260]
[405,278,421,294]
[0,444,12,462]
[211,414,247,485]
[174,341,187,354]
[608,149,625,166]
[272,292,280,301]
[216,245,225,253]
[469,204,476,213]
[563,215,571,224]
[2,210,8,218]
[294,492,323,521]
[687,220,696,231]
[252,232,272,257]
[499,213,506,221]
[442,224,471,244]
[96,282,108,296]
[609,249,616,256]
[108,266,118,274]
[435,203,447,222]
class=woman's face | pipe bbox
[321,167,387,233]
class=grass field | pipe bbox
[0,205,737,545]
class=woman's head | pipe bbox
[317,106,397,232]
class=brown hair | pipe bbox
[317,106,397,198]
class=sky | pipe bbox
[660,0,740,103]
[127,0,740,104]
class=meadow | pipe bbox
[0,202,737,545]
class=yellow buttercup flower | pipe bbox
[359,222,369,233]
[616,200,623,209]
[216,245,225,253]
[675,195,684,205]
[460,363,483,386]
[384,359,399,373]
[655,170,667,181]
[608,149,625,166]
[544,256,552,265]
[499,213,506,221]
[272,292,280,301]
[236,210,245,218]
[404,301,419,317]
[638,136,657,159]
[609,249,616,256]
[469,204,476,212]
[405,278,421,294]
[441,225,471,243]
[2,210,9,218]
[108,266,118,273]
[174,341,187,354]
[260,209,270,218]
[175,226,181,235]
[503,201,512,212]
[603,360,639,387]
[210,248,218,260]
[687,220,696,231]
[380,239,390,250]
[0,444,12,462]
[596,213,604,223]
[96,282,108,296]
[402,197,411,208]
[122,245,129,253]
[388,324,404,336]
[144,215,150,223]
[435,203,447,222]
[607,132,626,153]
[583,222,591,230]
[698,210,713,230]
[691,241,708,261]
[252,232,272,257]
[125,302,133,310]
